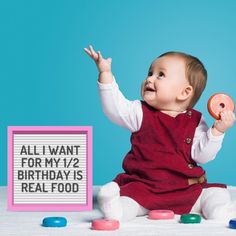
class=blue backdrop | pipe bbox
[0,0,235,186]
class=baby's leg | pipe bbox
[97,182,122,220]
[190,192,202,214]
[120,196,149,221]
[97,182,148,221]
[200,187,236,221]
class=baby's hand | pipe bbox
[84,45,112,73]
[212,110,236,135]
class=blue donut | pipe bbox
[229,218,236,229]
[42,217,67,227]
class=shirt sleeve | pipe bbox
[191,116,225,164]
[97,77,143,132]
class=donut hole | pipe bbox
[219,103,225,109]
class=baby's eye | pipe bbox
[148,71,153,76]
[157,71,165,79]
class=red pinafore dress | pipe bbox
[114,101,226,214]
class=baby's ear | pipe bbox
[177,85,193,101]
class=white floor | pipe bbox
[1,186,236,236]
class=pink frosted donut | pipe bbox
[148,210,175,220]
[207,93,235,120]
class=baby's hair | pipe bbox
[158,52,207,108]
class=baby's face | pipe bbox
[141,55,189,110]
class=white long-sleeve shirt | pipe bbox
[98,78,225,164]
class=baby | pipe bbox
[84,45,236,222]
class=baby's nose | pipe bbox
[146,76,155,83]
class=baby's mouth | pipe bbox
[145,86,156,92]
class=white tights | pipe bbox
[98,182,236,222]
[191,187,236,221]
[97,182,148,221]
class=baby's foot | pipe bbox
[97,182,122,220]
[228,201,236,219]
[210,202,236,222]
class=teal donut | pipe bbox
[42,217,67,227]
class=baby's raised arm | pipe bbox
[84,45,113,84]
[84,45,143,132]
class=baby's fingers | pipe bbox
[89,45,95,57]
[223,111,235,119]
[84,47,92,57]
[97,51,103,61]
[229,111,236,124]
[84,45,99,61]
[221,111,235,125]
[89,45,99,60]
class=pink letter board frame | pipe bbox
[8,126,92,211]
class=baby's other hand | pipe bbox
[84,45,112,73]
[212,110,236,135]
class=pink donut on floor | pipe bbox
[91,219,120,231]
[148,210,175,220]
